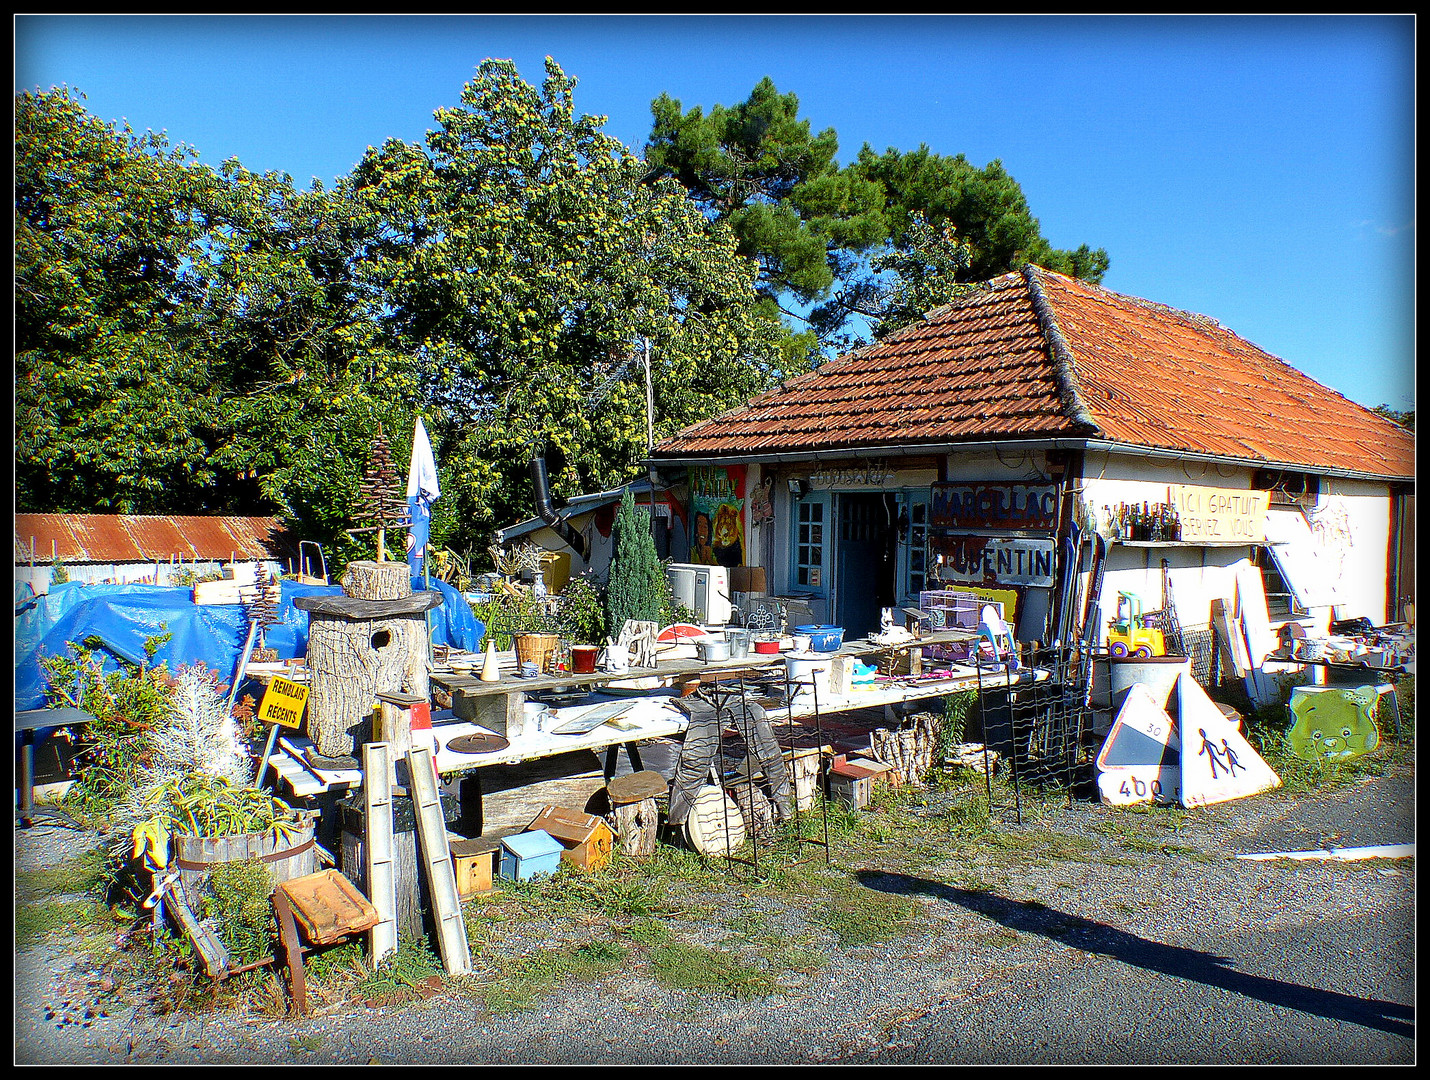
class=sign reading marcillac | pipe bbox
[931,482,1059,532]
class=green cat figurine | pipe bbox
[1285,686,1380,761]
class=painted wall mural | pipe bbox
[690,465,746,568]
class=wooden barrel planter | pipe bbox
[173,813,319,911]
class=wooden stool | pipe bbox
[598,770,667,857]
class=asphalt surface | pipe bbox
[15,768,1415,1065]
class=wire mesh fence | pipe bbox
[972,643,1096,822]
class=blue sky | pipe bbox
[16,14,1415,411]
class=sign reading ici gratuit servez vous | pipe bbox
[1169,485,1270,544]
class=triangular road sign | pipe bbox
[1174,672,1280,807]
[1095,683,1182,806]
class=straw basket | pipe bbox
[514,632,560,673]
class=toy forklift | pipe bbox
[1106,591,1166,657]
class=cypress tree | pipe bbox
[605,489,664,634]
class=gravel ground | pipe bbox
[14,767,1415,1065]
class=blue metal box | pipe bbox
[498,829,565,881]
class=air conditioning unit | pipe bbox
[665,563,732,625]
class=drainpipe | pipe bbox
[529,455,590,563]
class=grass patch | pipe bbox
[353,934,448,1008]
[16,897,105,949]
[483,939,629,1014]
[646,940,778,998]
[15,847,109,903]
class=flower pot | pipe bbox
[173,813,318,911]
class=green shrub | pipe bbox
[605,489,664,633]
[205,858,276,966]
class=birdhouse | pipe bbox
[498,829,565,881]
[528,806,614,872]
[449,836,500,899]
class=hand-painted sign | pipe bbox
[257,676,309,730]
[1169,485,1269,544]
[931,483,1059,532]
[930,535,1057,587]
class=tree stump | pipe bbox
[342,560,412,601]
[594,770,667,857]
[870,711,942,786]
[295,586,441,759]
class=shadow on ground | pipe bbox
[856,869,1414,1040]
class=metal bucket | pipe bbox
[1108,654,1191,715]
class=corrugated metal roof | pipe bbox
[14,514,291,565]
[652,267,1415,480]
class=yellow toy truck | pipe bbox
[1107,591,1166,658]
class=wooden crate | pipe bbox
[528,806,614,872]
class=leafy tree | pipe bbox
[15,88,418,561]
[867,213,973,338]
[16,87,224,512]
[1372,404,1414,432]
[851,145,1109,286]
[348,58,781,558]
[645,76,887,309]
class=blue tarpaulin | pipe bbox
[14,577,484,711]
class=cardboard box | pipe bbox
[528,806,614,872]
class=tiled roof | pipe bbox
[652,266,1415,480]
[14,514,292,565]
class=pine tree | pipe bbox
[245,563,281,651]
[605,489,664,634]
[350,425,411,560]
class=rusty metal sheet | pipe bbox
[13,513,287,565]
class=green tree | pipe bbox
[348,58,780,558]
[16,87,224,512]
[1372,404,1414,432]
[851,145,1109,286]
[646,80,1109,354]
[15,87,418,561]
[605,489,664,634]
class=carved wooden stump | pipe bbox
[294,579,442,759]
[342,559,412,601]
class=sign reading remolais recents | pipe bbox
[931,482,1059,532]
[1169,485,1269,544]
[257,676,309,729]
[930,535,1058,587]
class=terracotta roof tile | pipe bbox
[653,267,1413,479]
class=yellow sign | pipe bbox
[1169,485,1269,544]
[257,676,309,729]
